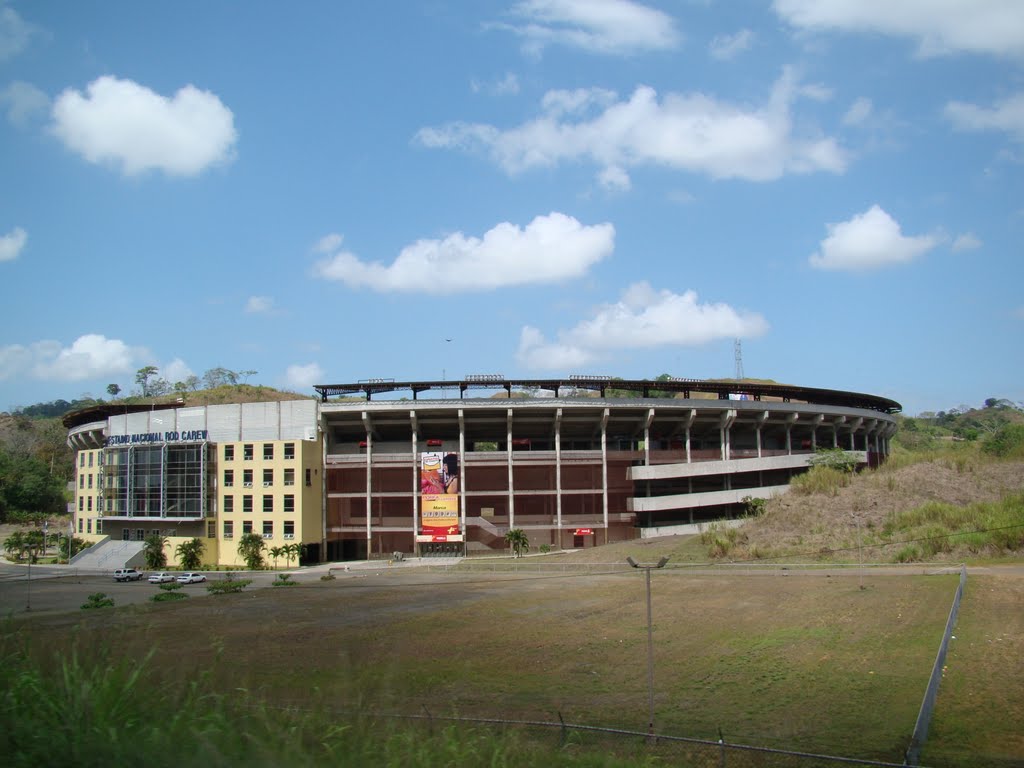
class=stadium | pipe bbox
[63,376,900,566]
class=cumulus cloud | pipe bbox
[951,232,982,252]
[945,92,1024,143]
[0,4,34,61]
[709,29,754,60]
[0,333,145,382]
[0,81,49,126]
[312,212,614,294]
[503,0,680,55]
[417,68,846,183]
[0,226,26,261]
[245,295,274,314]
[842,97,873,126]
[283,362,324,390]
[161,357,194,385]
[809,205,941,271]
[773,0,1024,59]
[516,282,768,369]
[51,76,237,176]
[472,72,521,95]
[597,165,631,191]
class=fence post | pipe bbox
[558,711,567,747]
[718,727,726,768]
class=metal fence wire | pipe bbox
[381,711,916,768]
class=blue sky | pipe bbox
[1,0,1021,416]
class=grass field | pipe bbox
[5,563,1009,765]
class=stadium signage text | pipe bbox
[106,430,209,446]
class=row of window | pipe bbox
[224,443,296,461]
[222,519,295,539]
[223,468,310,487]
[223,494,296,513]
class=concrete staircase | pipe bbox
[71,538,146,571]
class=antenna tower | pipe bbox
[734,339,744,381]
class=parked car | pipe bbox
[176,572,206,584]
[148,572,175,584]
[113,568,143,582]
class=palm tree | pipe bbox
[286,542,306,567]
[143,533,169,569]
[504,528,529,558]
[237,532,266,570]
[268,546,284,570]
[175,537,204,570]
[3,531,26,561]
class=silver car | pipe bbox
[148,572,175,583]
[176,572,206,584]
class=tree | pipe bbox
[176,537,205,570]
[203,367,238,389]
[286,541,306,567]
[106,383,121,398]
[238,370,258,384]
[268,545,284,570]
[237,532,266,569]
[3,531,26,561]
[0,444,67,522]
[504,528,529,558]
[143,533,169,569]
[184,375,201,391]
[135,366,159,396]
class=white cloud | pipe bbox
[773,0,1024,59]
[51,76,237,176]
[0,4,34,61]
[709,29,753,61]
[417,68,846,182]
[472,72,521,95]
[312,212,615,294]
[505,0,680,55]
[313,233,344,253]
[517,282,769,369]
[161,358,194,385]
[597,164,631,191]
[0,81,49,126]
[0,226,26,261]
[809,205,941,271]
[0,333,145,382]
[951,232,982,252]
[283,362,324,390]
[945,92,1024,143]
[245,295,274,314]
[842,97,873,126]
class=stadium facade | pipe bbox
[64,377,900,566]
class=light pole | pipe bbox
[627,555,669,737]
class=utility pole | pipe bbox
[627,555,669,737]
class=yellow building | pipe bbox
[65,401,323,568]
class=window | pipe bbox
[80,454,85,467]
[283,520,295,539]
[262,520,273,539]
[223,495,234,513]
[224,469,234,487]
[243,469,253,487]
[305,468,312,487]
[87,497,93,512]
[223,520,234,539]
[96,520,103,534]
[243,495,253,513]
[79,475,84,489]
[207,521,216,538]
[78,496,84,511]
[263,468,273,486]
[263,443,274,460]
[87,519,92,533]
[78,519,83,533]
[134,529,145,541]
[263,494,273,513]
[243,444,253,460]
[242,520,253,534]
[88,474,93,489]
[284,442,295,460]
[284,468,295,486]
[88,453,94,467]
[284,494,295,513]
[224,445,234,461]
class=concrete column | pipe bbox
[785,413,799,455]
[458,410,466,543]
[601,408,609,544]
[410,411,418,552]
[719,410,736,461]
[507,409,514,530]
[555,408,562,538]
[756,411,768,459]
[644,408,655,467]
[684,409,695,463]
[361,411,373,551]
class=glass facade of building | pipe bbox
[101,443,209,518]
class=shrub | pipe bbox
[320,572,337,581]
[81,592,114,609]
[741,496,767,517]
[982,424,1024,459]
[895,545,921,563]
[207,578,252,595]
[272,574,296,587]
[790,466,851,496]
[152,591,187,602]
[808,448,859,474]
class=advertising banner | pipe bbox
[420,451,460,540]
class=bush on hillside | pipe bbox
[982,424,1024,459]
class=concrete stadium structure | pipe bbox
[64,377,900,565]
